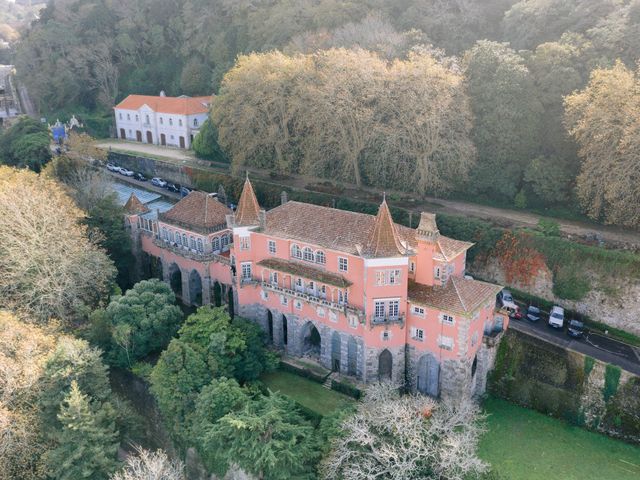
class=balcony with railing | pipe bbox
[153,238,231,265]
[370,314,405,329]
[260,280,362,317]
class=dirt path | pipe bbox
[98,139,640,250]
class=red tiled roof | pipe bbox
[235,177,261,226]
[159,191,231,232]
[264,201,416,256]
[258,258,352,288]
[363,200,407,257]
[408,277,502,316]
[436,237,474,261]
[114,95,212,115]
[123,193,149,215]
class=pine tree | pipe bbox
[46,381,119,480]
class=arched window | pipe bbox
[212,236,220,252]
[221,235,229,247]
[179,119,183,126]
[169,118,173,126]
[175,233,181,246]
[169,230,174,243]
[190,236,196,249]
[303,247,314,262]
[193,118,199,127]
[315,251,326,264]
[160,117,164,125]
[182,233,187,246]
[162,227,168,241]
[197,238,203,252]
[146,114,150,124]
[291,244,301,259]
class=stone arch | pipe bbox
[168,263,182,299]
[267,310,274,343]
[378,349,393,382]
[471,354,478,378]
[347,336,358,377]
[213,281,222,307]
[331,331,341,372]
[417,354,440,397]
[282,315,288,346]
[300,321,321,360]
[189,270,203,306]
[227,287,234,319]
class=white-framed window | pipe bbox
[268,240,276,254]
[375,269,402,286]
[412,305,425,317]
[315,251,326,264]
[182,233,188,246]
[169,230,174,243]
[270,272,278,285]
[135,114,139,121]
[412,328,424,341]
[212,236,220,251]
[241,262,252,280]
[438,335,454,351]
[291,244,302,259]
[376,271,385,286]
[169,118,173,126]
[348,314,358,329]
[338,257,348,272]
[127,113,130,120]
[280,295,288,306]
[382,331,390,341]
[240,236,250,250]
[441,314,455,326]
[410,262,415,273]
[319,285,326,298]
[160,117,163,125]
[190,236,196,250]
[307,281,315,294]
[175,233,181,246]
[197,238,203,252]
[162,227,168,240]
[179,119,183,126]
[303,247,314,262]
[221,235,229,247]
[374,300,385,319]
[338,290,348,305]
[389,300,399,318]
[194,118,199,127]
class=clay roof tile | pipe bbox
[124,193,150,215]
[159,191,231,233]
[363,199,406,258]
[235,176,261,226]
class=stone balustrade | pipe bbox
[153,238,231,265]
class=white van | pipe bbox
[548,306,565,329]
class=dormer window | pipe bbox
[303,247,314,262]
[315,251,326,264]
[291,244,302,259]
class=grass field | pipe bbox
[479,397,640,480]
[261,370,353,416]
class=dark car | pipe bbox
[180,186,192,197]
[567,319,585,338]
[134,172,147,181]
[166,183,180,193]
[526,305,541,322]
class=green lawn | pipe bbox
[480,397,640,480]
[261,370,353,416]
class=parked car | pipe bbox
[166,183,180,193]
[151,177,167,188]
[497,289,518,311]
[567,319,585,338]
[548,306,565,329]
[509,305,523,320]
[526,305,541,322]
[119,168,134,177]
[180,186,192,197]
[134,172,147,181]
[106,163,118,172]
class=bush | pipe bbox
[538,218,561,237]
[584,356,595,377]
[330,380,362,399]
[603,364,621,402]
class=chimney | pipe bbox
[281,190,288,205]
[258,210,266,230]
[159,90,166,97]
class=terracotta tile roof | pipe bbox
[159,191,231,233]
[363,200,407,257]
[408,277,502,316]
[114,94,212,115]
[123,193,149,215]
[264,201,416,256]
[257,258,352,288]
[436,237,474,261]
[235,177,261,226]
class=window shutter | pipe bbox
[411,327,416,338]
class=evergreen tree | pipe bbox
[45,381,119,480]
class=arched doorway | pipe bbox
[331,331,341,372]
[179,136,185,148]
[160,133,166,146]
[169,263,182,299]
[267,310,274,343]
[227,287,234,319]
[146,131,153,143]
[347,337,358,376]
[301,322,321,360]
[120,128,126,139]
[136,130,142,142]
[213,281,222,307]
[282,315,288,345]
[189,270,202,306]
[378,349,393,382]
[417,355,440,397]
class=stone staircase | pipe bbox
[322,372,334,389]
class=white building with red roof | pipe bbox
[114,92,212,149]
[124,177,509,400]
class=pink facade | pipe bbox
[126,179,508,399]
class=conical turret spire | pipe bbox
[234,173,261,226]
[124,193,149,215]
[364,197,405,257]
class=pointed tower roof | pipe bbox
[363,197,405,257]
[124,193,150,215]
[235,174,261,226]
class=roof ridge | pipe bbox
[363,199,405,257]
[451,276,468,312]
[235,175,261,226]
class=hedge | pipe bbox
[278,361,326,384]
[330,380,362,399]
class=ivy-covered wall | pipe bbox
[489,329,640,444]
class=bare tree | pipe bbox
[0,167,116,324]
[111,446,185,480]
[320,383,488,480]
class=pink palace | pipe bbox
[124,177,509,399]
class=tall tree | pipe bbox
[0,167,116,323]
[110,447,185,480]
[564,61,640,227]
[464,40,543,201]
[44,381,119,480]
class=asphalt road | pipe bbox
[509,316,640,376]
[106,169,182,200]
